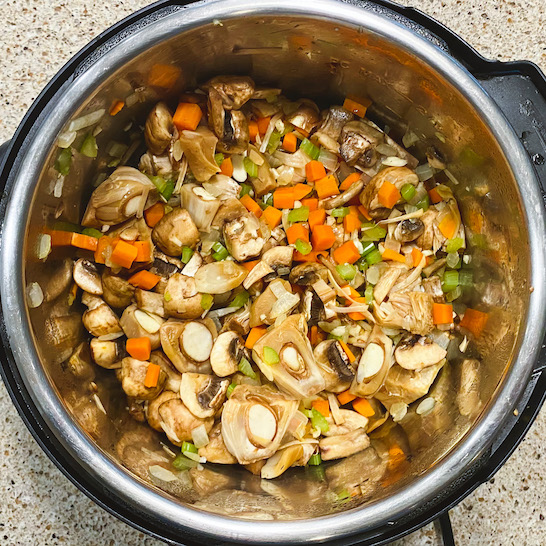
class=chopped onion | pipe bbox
[459,336,469,353]
[446,252,459,268]
[259,113,282,154]
[366,264,381,285]
[93,394,107,415]
[428,331,451,350]
[135,310,163,333]
[249,149,264,166]
[328,393,345,425]
[444,169,460,185]
[270,292,300,318]
[390,402,408,422]
[318,148,338,172]
[275,165,295,186]
[97,331,124,341]
[269,279,289,298]
[382,156,407,167]
[173,156,188,195]
[53,174,65,198]
[57,131,77,149]
[180,184,220,231]
[68,108,105,132]
[36,233,51,260]
[416,397,436,416]
[231,155,247,182]
[376,144,398,156]
[402,129,420,148]
[415,163,434,182]
[192,424,210,449]
[148,465,178,482]
[26,282,43,308]
[203,174,240,200]
[181,251,203,277]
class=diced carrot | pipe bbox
[143,362,161,388]
[333,241,361,264]
[49,230,74,247]
[411,248,424,267]
[293,183,313,200]
[242,260,260,272]
[438,214,457,239]
[173,102,203,131]
[273,187,295,209]
[128,270,161,290]
[240,194,263,218]
[377,181,401,209]
[308,208,326,230]
[262,206,283,229]
[428,187,443,204]
[348,310,366,321]
[134,240,152,262]
[111,240,138,269]
[342,285,360,299]
[389,444,406,461]
[382,248,406,263]
[343,96,372,118]
[311,224,336,251]
[109,100,125,116]
[71,233,99,252]
[312,398,330,418]
[249,120,259,143]
[337,390,357,406]
[257,116,271,135]
[339,340,356,363]
[467,209,484,234]
[460,308,489,337]
[293,250,327,262]
[315,174,340,199]
[310,325,319,346]
[352,397,375,417]
[283,132,298,152]
[148,64,181,89]
[245,326,267,349]
[343,213,361,233]
[94,235,111,264]
[220,157,234,177]
[126,337,152,361]
[305,160,327,183]
[286,224,309,244]
[144,202,165,228]
[432,303,453,325]
[301,198,318,211]
[340,173,361,191]
[358,205,372,221]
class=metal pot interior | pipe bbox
[19,7,531,523]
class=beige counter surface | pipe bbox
[0,0,545,544]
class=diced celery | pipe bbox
[81,227,102,239]
[360,241,376,256]
[442,270,459,292]
[181,246,194,264]
[80,134,98,158]
[400,183,416,202]
[308,453,322,466]
[365,249,383,265]
[226,383,236,398]
[200,294,214,310]
[214,153,224,166]
[364,285,374,305]
[243,157,258,178]
[299,138,320,160]
[336,264,356,281]
[263,346,280,366]
[288,206,310,223]
[229,290,249,308]
[311,408,329,433]
[239,183,253,197]
[181,441,198,454]
[446,237,464,254]
[295,239,312,255]
[331,207,350,218]
[238,357,257,379]
[55,148,72,175]
[415,195,430,211]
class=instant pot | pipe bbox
[0,0,545,544]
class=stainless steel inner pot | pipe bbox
[1,0,545,543]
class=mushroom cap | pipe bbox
[73,259,103,295]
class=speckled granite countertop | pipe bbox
[0,1,545,544]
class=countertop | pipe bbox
[0,1,545,544]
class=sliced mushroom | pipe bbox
[120,357,166,400]
[316,105,354,141]
[66,342,95,380]
[422,276,444,303]
[301,288,324,326]
[351,325,393,398]
[456,358,482,418]
[180,184,221,232]
[120,304,161,349]
[152,208,200,256]
[323,409,369,437]
[288,262,328,286]
[220,384,298,464]
[135,288,165,318]
[340,121,383,167]
[178,127,221,182]
[158,397,214,445]
[194,261,248,294]
[394,218,425,243]
[101,269,135,308]
[252,314,325,399]
[82,167,157,227]
[44,314,82,364]
[82,297,122,338]
[426,146,447,170]
[373,264,405,304]
[223,213,266,262]
[220,306,251,336]
[286,100,320,134]
[261,444,305,479]
[212,198,248,228]
[322,177,364,209]
[202,75,255,110]
[319,428,370,461]
[73,259,102,295]
[314,340,355,392]
[180,373,230,418]
[247,145,277,197]
[43,258,73,302]
[163,274,203,319]
[217,109,250,154]
[198,423,237,464]
[242,246,293,289]
[147,390,180,431]
[250,279,297,327]
[210,331,245,376]
[394,335,447,370]
[90,337,125,369]
[144,102,174,155]
[160,319,215,374]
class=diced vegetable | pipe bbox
[238,356,257,379]
[301,198,318,211]
[201,293,214,310]
[143,363,161,388]
[343,213,361,234]
[312,398,330,418]
[438,214,457,239]
[337,390,357,405]
[331,207,350,218]
[109,100,125,116]
[182,441,198,455]
[315,175,340,199]
[460,308,489,337]
[212,242,229,261]
[81,227,102,239]
[309,209,326,230]
[242,260,260,272]
[446,237,464,253]
[148,64,181,88]
[340,173,361,191]
[364,285,374,305]
[411,248,424,267]
[293,183,313,200]
[360,241,375,256]
[299,138,320,160]
[181,246,194,264]
[311,407,329,433]
[267,131,282,153]
[111,240,138,269]
[80,134,98,158]
[148,175,175,201]
[257,116,271,135]
[353,398,375,417]
[214,153,224,166]
[71,233,99,252]
[94,236,111,264]
[305,160,326,182]
[311,225,336,251]
[432,303,453,325]
[377,181,401,209]
[342,96,372,117]
[262,206,283,229]
[245,326,267,349]
[229,290,249,308]
[365,249,383,265]
[263,346,280,366]
[243,157,259,178]
[415,194,430,211]
[287,206,310,223]
[295,239,312,255]
[428,187,443,204]
[339,341,356,363]
[226,383,236,398]
[126,337,152,361]
[361,224,387,241]
[273,187,295,209]
[286,224,310,244]
[248,120,259,142]
[55,148,72,175]
[239,183,252,198]
[336,264,356,281]
[459,269,473,288]
[172,453,198,470]
[381,248,406,263]
[442,270,459,293]
[144,202,165,228]
[129,270,161,290]
[401,183,416,202]
[220,157,234,177]
[173,102,203,131]
[333,241,361,265]
[240,194,262,218]
[283,132,298,152]
[308,453,322,466]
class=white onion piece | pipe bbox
[135,310,163,333]
[416,397,436,416]
[402,129,420,148]
[93,394,107,415]
[53,175,64,198]
[415,163,434,181]
[376,143,397,156]
[148,465,178,482]
[328,393,345,425]
[207,307,238,319]
[26,282,43,308]
[382,156,407,167]
[194,261,248,294]
[231,155,247,182]
[444,169,460,185]
[259,113,282,154]
[191,424,210,449]
[57,131,77,148]
[36,233,51,260]
[390,402,408,422]
[318,148,338,172]
[270,292,300,318]
[68,109,105,132]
